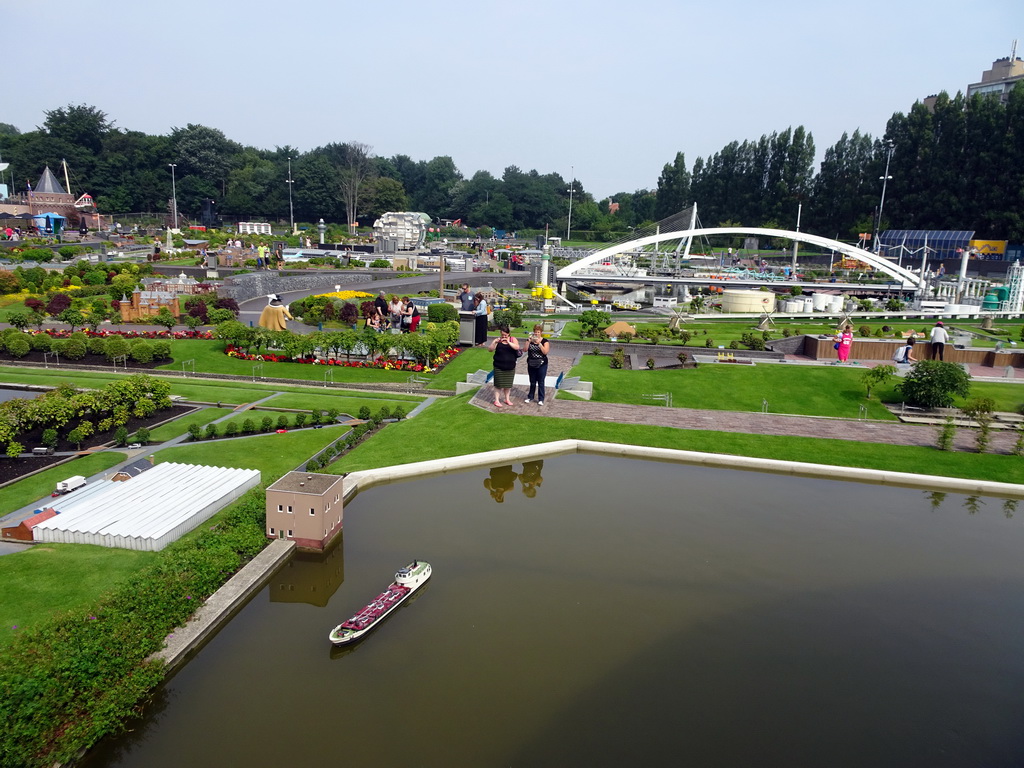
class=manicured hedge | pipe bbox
[0,490,269,768]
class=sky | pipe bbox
[6,0,1023,202]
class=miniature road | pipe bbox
[469,352,1021,453]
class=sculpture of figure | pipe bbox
[258,294,293,331]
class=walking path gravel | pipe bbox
[469,353,1020,454]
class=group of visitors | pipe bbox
[2,226,23,240]
[488,324,550,408]
[834,320,950,366]
[369,290,420,332]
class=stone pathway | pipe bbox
[469,353,1020,454]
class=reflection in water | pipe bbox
[519,460,544,498]
[926,491,946,510]
[484,465,517,503]
[1004,499,1017,518]
[268,534,345,607]
[485,462,546,502]
[924,490,1023,519]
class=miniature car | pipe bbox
[127,443,142,449]
[275,429,287,434]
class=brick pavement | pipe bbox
[470,353,1020,453]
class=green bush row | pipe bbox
[0,490,269,768]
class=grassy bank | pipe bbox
[326,394,1024,485]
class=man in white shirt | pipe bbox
[929,321,950,361]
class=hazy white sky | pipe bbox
[6,0,1022,200]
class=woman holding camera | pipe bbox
[487,324,520,408]
[524,324,550,406]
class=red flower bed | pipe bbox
[224,345,462,373]
[39,329,215,340]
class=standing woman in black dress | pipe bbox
[487,325,519,407]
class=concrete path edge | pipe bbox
[342,439,1024,501]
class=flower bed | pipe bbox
[224,345,461,373]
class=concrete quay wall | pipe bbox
[149,538,295,674]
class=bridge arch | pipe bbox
[555,228,923,289]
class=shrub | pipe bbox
[260,416,274,433]
[57,338,87,360]
[858,325,872,337]
[294,413,307,428]
[729,340,740,349]
[646,357,655,369]
[377,405,391,421]
[88,336,106,355]
[114,426,129,446]
[133,427,150,444]
[6,335,30,357]
[188,423,203,441]
[103,335,131,362]
[610,348,625,369]
[276,414,289,429]
[42,428,58,447]
[898,361,972,409]
[204,423,219,440]
[705,338,713,348]
[241,418,256,434]
[677,352,688,365]
[224,421,239,438]
[392,405,406,421]
[30,333,52,352]
[428,302,458,323]
[151,341,172,360]
[130,342,154,363]
[936,417,956,451]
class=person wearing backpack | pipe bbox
[894,337,917,365]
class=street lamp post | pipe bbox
[168,164,178,230]
[874,141,894,254]
[286,157,295,235]
[566,166,575,242]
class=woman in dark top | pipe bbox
[487,324,519,407]
[473,292,488,345]
[524,324,550,406]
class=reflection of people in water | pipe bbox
[484,465,517,503]
[519,460,544,498]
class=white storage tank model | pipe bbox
[783,299,803,312]
[829,296,845,313]
[811,293,830,311]
[801,297,814,312]
[719,289,774,313]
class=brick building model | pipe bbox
[266,472,345,550]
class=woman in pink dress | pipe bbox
[836,325,853,363]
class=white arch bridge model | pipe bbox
[554,228,923,289]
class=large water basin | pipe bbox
[86,455,1024,767]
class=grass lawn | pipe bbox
[568,355,899,419]
[153,425,350,482]
[147,407,235,441]
[0,452,126,516]
[0,544,156,646]
[424,347,492,390]
[326,393,1024,485]
[264,392,421,413]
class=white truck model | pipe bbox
[55,475,86,494]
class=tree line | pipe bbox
[1,85,1021,241]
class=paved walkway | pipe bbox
[469,353,1020,454]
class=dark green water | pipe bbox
[87,456,1024,767]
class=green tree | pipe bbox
[897,361,971,409]
[151,307,177,331]
[861,364,897,399]
[654,152,691,220]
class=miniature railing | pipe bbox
[641,392,672,407]
[112,354,128,371]
[43,351,60,368]
[251,363,264,382]
[323,369,334,387]
[407,374,429,392]
[180,359,195,376]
